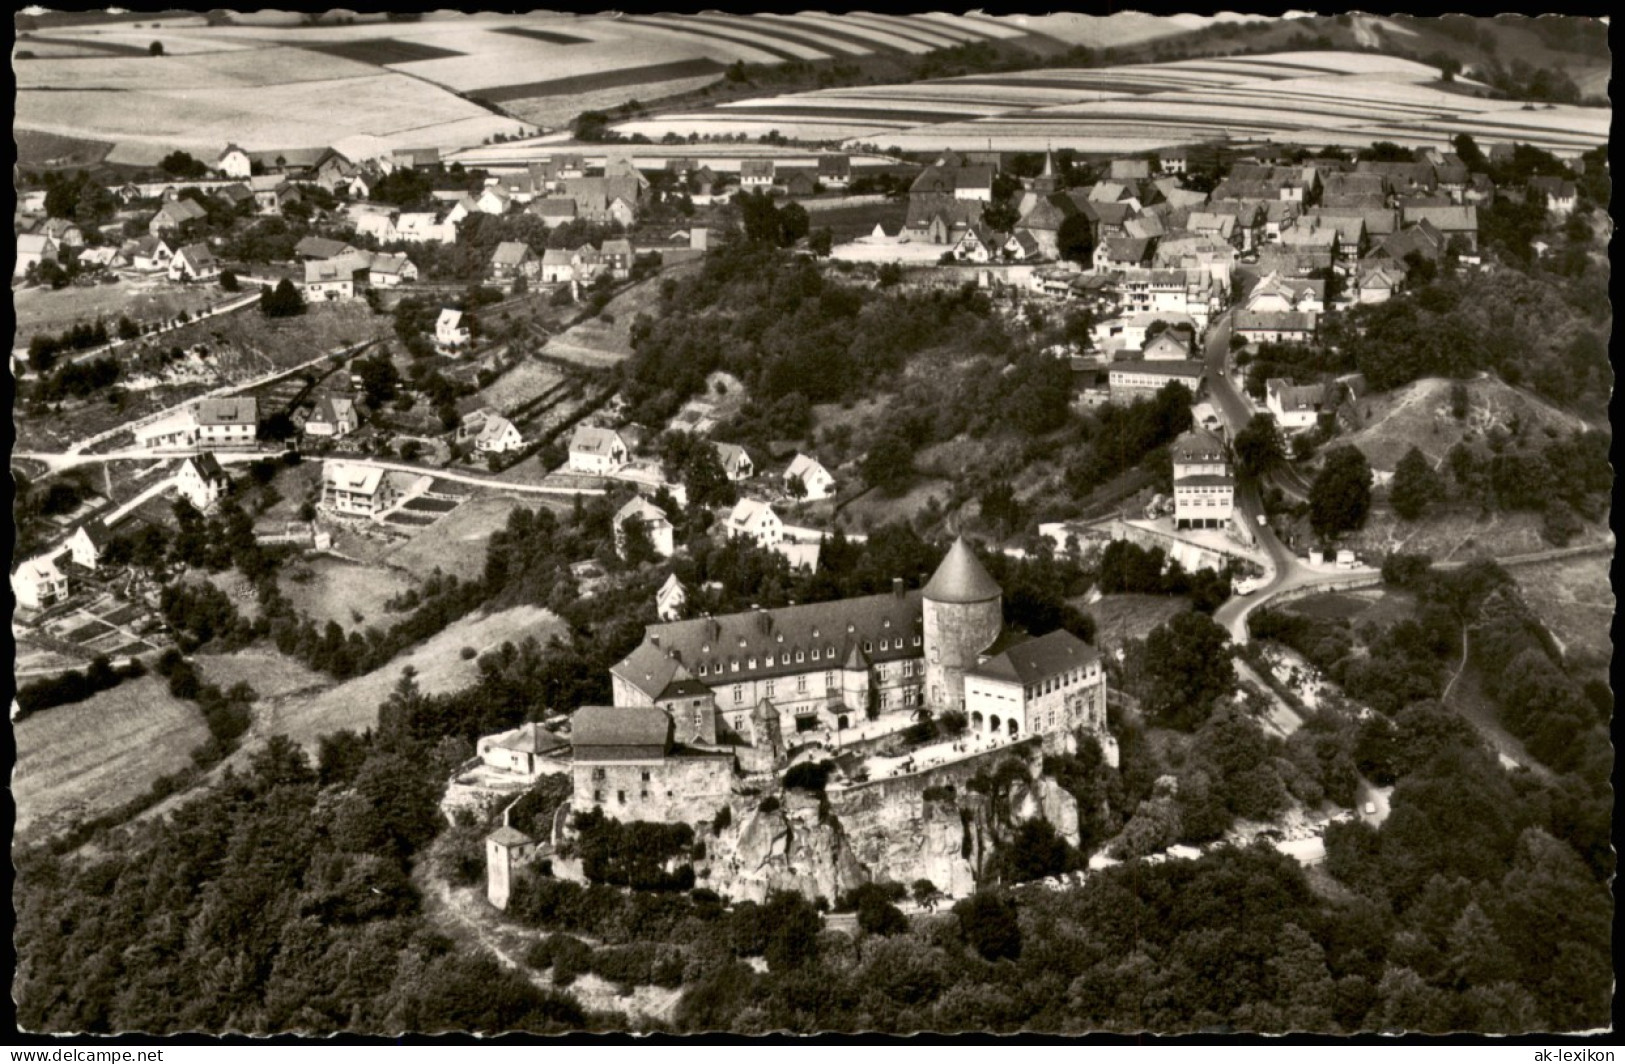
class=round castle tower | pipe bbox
[922,537,1003,713]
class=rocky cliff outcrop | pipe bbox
[698,743,1082,904]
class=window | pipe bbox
[733,685,744,704]
[826,646,835,658]
[796,650,804,663]
[702,644,710,654]
[811,648,820,661]
[864,641,872,653]
[781,652,790,665]
[797,675,807,693]
[593,789,602,803]
[765,680,776,698]
[913,635,922,647]
[734,715,744,731]
[617,790,626,805]
[592,767,606,781]
[731,660,740,673]
[903,661,915,678]
[698,665,708,676]
[825,672,835,691]
[641,770,651,783]
[748,657,757,670]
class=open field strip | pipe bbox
[718,97,1020,119]
[917,13,1029,40]
[471,59,724,104]
[502,74,725,131]
[618,116,915,141]
[810,82,1130,107]
[763,14,923,55]
[834,13,966,49]
[32,29,270,55]
[616,15,825,62]
[677,14,871,57]
[986,12,1229,49]
[12,46,379,89]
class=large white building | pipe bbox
[964,628,1114,763]
[1170,430,1234,530]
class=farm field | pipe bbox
[383,494,542,582]
[12,676,212,842]
[541,268,685,368]
[276,554,418,633]
[13,275,228,348]
[475,360,568,413]
[612,49,1609,155]
[1511,552,1614,672]
[13,127,114,169]
[249,604,566,753]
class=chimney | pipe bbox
[893,577,905,598]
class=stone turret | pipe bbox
[921,537,1003,713]
[486,826,536,910]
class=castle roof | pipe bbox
[488,826,534,847]
[571,705,673,757]
[922,537,1001,604]
[968,628,1099,686]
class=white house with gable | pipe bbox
[784,454,835,501]
[727,498,782,545]
[177,453,231,511]
[615,496,675,558]
[13,555,70,611]
[436,308,471,351]
[568,426,630,475]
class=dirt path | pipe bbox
[415,849,684,1027]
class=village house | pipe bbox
[817,153,851,188]
[1356,263,1405,304]
[352,212,399,244]
[740,159,776,189]
[1094,236,1155,271]
[77,246,123,271]
[489,241,537,281]
[781,169,818,198]
[196,397,258,449]
[1234,308,1319,345]
[303,395,359,439]
[615,496,676,559]
[714,442,754,481]
[15,233,58,278]
[1398,204,1478,252]
[726,498,783,546]
[1527,176,1578,218]
[167,243,220,283]
[784,453,836,501]
[1106,359,1204,405]
[965,628,1112,759]
[66,520,113,571]
[215,182,254,212]
[568,425,631,475]
[148,197,208,237]
[1141,330,1193,362]
[302,258,356,301]
[477,722,569,780]
[656,573,688,621]
[135,407,199,450]
[177,452,231,511]
[557,174,643,225]
[12,555,70,611]
[1170,430,1233,530]
[395,212,457,245]
[367,251,417,286]
[601,237,634,279]
[436,308,472,351]
[294,236,357,261]
[216,143,252,180]
[539,248,575,284]
[37,217,85,248]
[1265,378,1331,431]
[312,149,356,192]
[1245,272,1325,315]
[528,197,579,226]
[322,462,401,518]
[475,414,524,455]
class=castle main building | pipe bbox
[610,538,1107,750]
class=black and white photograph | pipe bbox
[8,6,1614,1041]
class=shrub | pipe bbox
[758,796,781,814]
[783,760,831,792]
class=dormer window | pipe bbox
[811,648,820,661]
[776,634,784,643]
[864,641,872,653]
[827,646,835,658]
[812,627,820,638]
[702,644,710,654]
[698,665,708,676]
[731,660,740,673]
[780,652,790,665]
[748,657,757,670]
[847,624,855,633]
[883,619,891,628]
[738,638,747,648]
[913,635,922,647]
[796,650,804,662]
[880,639,889,651]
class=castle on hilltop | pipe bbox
[607,537,1110,757]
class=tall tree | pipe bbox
[1141,612,1234,730]
[1389,446,1442,521]
[1308,445,1373,539]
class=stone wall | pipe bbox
[571,755,734,828]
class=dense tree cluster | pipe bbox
[1064,382,1194,497]
[15,655,148,719]
[1095,540,1233,614]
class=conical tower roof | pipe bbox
[923,537,1001,604]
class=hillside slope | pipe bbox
[1342,376,1591,472]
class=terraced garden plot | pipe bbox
[402,495,461,513]
[384,511,438,527]
[103,604,146,626]
[299,37,467,65]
